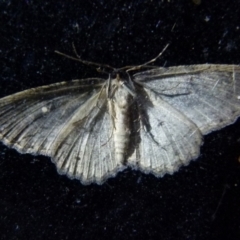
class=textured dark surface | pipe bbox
[1,0,240,239]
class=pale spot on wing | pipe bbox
[41,106,49,113]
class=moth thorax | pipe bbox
[115,84,132,109]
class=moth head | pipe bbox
[114,72,136,98]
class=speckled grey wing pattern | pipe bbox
[0,79,125,184]
[128,87,203,177]
[128,64,240,176]
[134,64,240,134]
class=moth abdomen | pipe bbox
[112,84,132,163]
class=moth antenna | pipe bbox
[72,42,81,59]
[140,43,170,66]
[54,49,115,71]
[124,43,170,72]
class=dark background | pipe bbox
[1,0,240,239]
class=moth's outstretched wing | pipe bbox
[128,87,203,176]
[134,64,240,134]
[0,79,125,184]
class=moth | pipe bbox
[0,46,240,185]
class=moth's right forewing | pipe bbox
[0,79,104,153]
[134,65,240,134]
[0,79,126,184]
